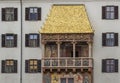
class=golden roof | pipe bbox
[40,4,94,33]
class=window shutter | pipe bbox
[14,60,17,73]
[37,34,40,47]
[37,60,41,73]
[2,8,5,21]
[25,34,29,47]
[14,34,17,47]
[38,8,41,20]
[14,8,18,21]
[102,59,106,72]
[1,60,5,73]
[114,33,118,46]
[102,33,106,46]
[115,6,118,19]
[102,6,106,19]
[25,60,29,73]
[115,59,118,72]
[2,34,6,47]
[25,8,29,20]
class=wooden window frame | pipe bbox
[25,33,40,47]
[102,33,118,46]
[102,59,118,73]
[25,59,41,73]
[2,7,18,21]
[2,34,17,47]
[1,59,17,73]
[25,7,41,21]
[102,6,118,19]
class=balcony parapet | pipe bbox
[42,57,93,68]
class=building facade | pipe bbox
[0,0,120,83]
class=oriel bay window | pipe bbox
[2,34,17,47]
[25,59,41,73]
[2,59,17,73]
[2,8,17,21]
[102,33,118,46]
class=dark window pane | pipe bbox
[61,78,66,83]
[68,78,74,83]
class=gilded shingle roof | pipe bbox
[40,4,94,33]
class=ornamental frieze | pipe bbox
[41,34,93,42]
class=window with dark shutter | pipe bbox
[102,6,119,19]
[25,7,41,21]
[37,60,41,72]
[37,34,40,47]
[2,8,5,21]
[14,8,18,21]
[25,59,41,73]
[102,6,106,19]
[115,6,118,19]
[102,59,118,73]
[102,59,106,72]
[25,8,29,20]
[115,59,118,72]
[102,33,118,46]
[2,33,17,47]
[1,60,5,73]
[114,33,118,46]
[38,8,41,20]
[2,60,17,73]
[102,33,106,46]
[25,33,40,47]
[25,60,29,73]
[2,8,18,21]
[2,34,5,47]
[14,34,17,47]
[25,34,29,47]
[14,60,17,73]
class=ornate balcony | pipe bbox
[42,57,93,68]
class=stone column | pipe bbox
[41,41,46,58]
[56,41,61,58]
[72,41,76,58]
[87,42,92,57]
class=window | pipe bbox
[25,33,39,47]
[25,59,41,73]
[25,7,41,21]
[2,8,17,21]
[1,59,17,73]
[102,6,118,19]
[61,78,74,83]
[2,34,17,47]
[102,59,118,73]
[102,33,118,46]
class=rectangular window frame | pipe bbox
[2,59,17,73]
[102,59,118,73]
[102,6,118,20]
[25,7,41,21]
[2,34,17,48]
[25,59,41,73]
[25,33,39,47]
[2,7,18,21]
[102,33,118,47]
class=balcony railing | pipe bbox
[42,57,93,68]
